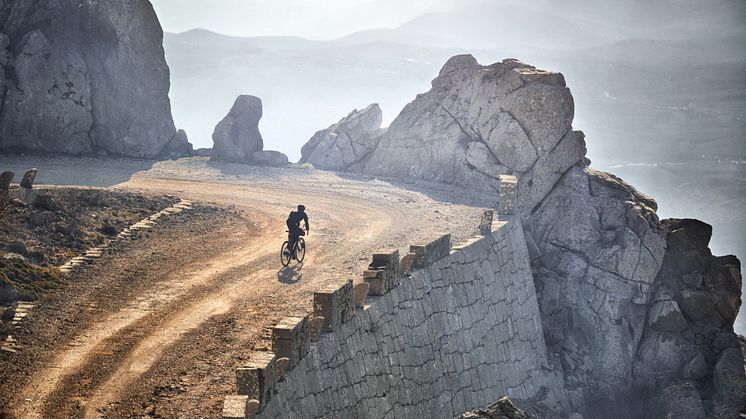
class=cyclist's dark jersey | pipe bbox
[287,211,309,231]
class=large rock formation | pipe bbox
[211,95,289,166]
[300,104,385,171]
[364,55,585,217]
[211,95,264,163]
[329,54,743,418]
[0,0,189,158]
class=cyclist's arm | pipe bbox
[303,213,309,233]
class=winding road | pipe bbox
[0,156,490,418]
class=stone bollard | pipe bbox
[363,249,400,296]
[479,209,494,235]
[309,316,325,342]
[237,352,277,407]
[20,168,38,189]
[409,233,451,270]
[313,279,354,332]
[276,357,290,377]
[247,400,261,418]
[222,395,249,419]
[0,171,13,191]
[498,175,517,215]
[353,282,370,309]
[271,315,310,369]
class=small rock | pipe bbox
[32,194,59,211]
[3,252,27,262]
[2,306,15,321]
[0,171,13,190]
[252,150,289,167]
[20,168,38,189]
[99,222,118,236]
[0,284,19,304]
[29,210,57,226]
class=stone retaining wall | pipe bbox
[243,216,566,418]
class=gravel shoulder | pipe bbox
[0,155,492,418]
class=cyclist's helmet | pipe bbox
[298,204,306,212]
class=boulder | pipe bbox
[252,150,288,167]
[0,284,18,304]
[211,95,264,163]
[20,168,37,189]
[300,104,384,171]
[0,171,13,190]
[0,0,183,157]
[29,210,57,227]
[160,129,192,159]
[32,194,59,212]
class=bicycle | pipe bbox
[281,229,306,267]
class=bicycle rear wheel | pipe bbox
[295,238,306,263]
[280,241,291,267]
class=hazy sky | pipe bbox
[150,0,448,39]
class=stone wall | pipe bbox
[237,213,567,418]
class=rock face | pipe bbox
[211,95,264,163]
[337,54,744,418]
[364,55,585,217]
[300,104,385,171]
[0,0,190,158]
[457,397,530,419]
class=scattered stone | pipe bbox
[31,194,59,211]
[211,95,264,163]
[28,210,57,226]
[20,168,37,189]
[252,150,289,167]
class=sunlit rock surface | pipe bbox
[0,0,187,158]
[354,54,744,418]
[299,104,385,171]
[211,95,265,163]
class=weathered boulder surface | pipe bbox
[0,0,190,158]
[211,95,264,163]
[343,55,743,418]
[300,104,385,171]
[363,55,586,216]
[253,150,289,167]
[457,396,530,419]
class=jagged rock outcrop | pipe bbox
[211,95,264,163]
[341,54,743,418]
[457,397,530,419]
[363,55,585,216]
[0,0,190,158]
[631,219,744,418]
[300,104,385,171]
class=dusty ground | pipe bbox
[0,156,494,418]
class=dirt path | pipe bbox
[0,157,491,418]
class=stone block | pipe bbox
[369,249,400,274]
[479,209,494,235]
[354,282,370,309]
[222,395,249,419]
[314,279,354,332]
[237,351,277,406]
[363,268,397,296]
[309,316,325,341]
[400,253,415,274]
[498,175,517,215]
[272,316,310,368]
[409,233,451,269]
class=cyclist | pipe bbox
[285,204,309,260]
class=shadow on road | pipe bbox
[277,265,303,284]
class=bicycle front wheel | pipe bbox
[295,238,306,263]
[280,241,291,267]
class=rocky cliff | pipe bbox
[309,55,744,418]
[299,104,385,171]
[0,0,189,158]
